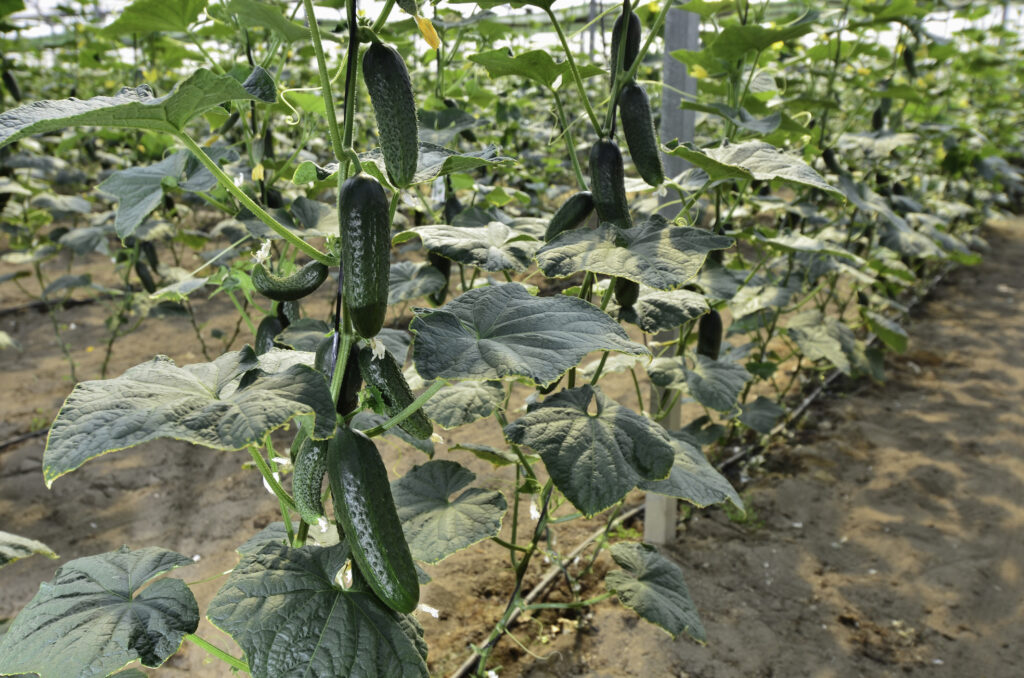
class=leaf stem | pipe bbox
[545,8,602,135]
[551,87,588,190]
[303,0,345,162]
[363,380,445,436]
[249,445,297,514]
[522,592,613,611]
[184,633,249,672]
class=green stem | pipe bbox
[184,634,249,672]
[370,0,396,33]
[227,291,258,338]
[176,133,331,265]
[340,0,360,179]
[522,592,614,611]
[249,445,297,514]
[303,0,345,160]
[363,380,445,436]
[491,536,530,553]
[545,8,602,134]
[551,87,588,190]
[494,409,537,480]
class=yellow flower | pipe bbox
[252,163,265,182]
[416,16,440,49]
[856,66,871,76]
[690,64,708,80]
[771,41,784,51]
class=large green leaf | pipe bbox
[708,11,818,61]
[864,311,908,353]
[389,261,447,305]
[98,152,188,239]
[207,542,428,678]
[359,142,511,187]
[469,48,603,89]
[392,460,507,564]
[0,547,198,678]
[103,0,207,35]
[0,67,275,148]
[0,530,57,570]
[398,222,539,273]
[421,380,504,429]
[616,287,709,334]
[410,283,648,384]
[535,216,733,290]
[504,386,673,515]
[44,347,333,486]
[785,310,854,375]
[738,396,786,434]
[226,0,309,42]
[605,542,705,642]
[684,355,752,412]
[639,434,743,510]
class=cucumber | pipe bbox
[589,140,631,229]
[251,260,329,301]
[427,251,451,306]
[327,426,419,614]
[362,42,419,188]
[614,277,639,308]
[358,346,433,440]
[140,240,159,270]
[610,9,641,88]
[618,83,664,187]
[216,110,240,135]
[822,148,842,175]
[255,316,283,355]
[902,46,916,78]
[315,335,364,415]
[339,174,391,338]
[2,70,21,102]
[545,191,594,242]
[293,436,329,525]
[696,310,723,361]
[276,300,300,328]
[134,260,156,293]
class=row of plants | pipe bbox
[1,0,1021,676]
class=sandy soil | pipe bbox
[1,219,1022,678]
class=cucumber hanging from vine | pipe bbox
[251,260,329,301]
[618,83,664,187]
[610,8,641,89]
[292,437,329,526]
[545,191,594,241]
[339,174,391,339]
[358,346,433,440]
[697,309,724,360]
[589,140,632,229]
[362,41,419,188]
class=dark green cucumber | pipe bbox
[902,46,916,78]
[589,140,631,228]
[339,174,391,338]
[822,148,842,175]
[362,42,419,188]
[255,316,283,355]
[293,436,329,525]
[134,260,156,293]
[2,70,20,102]
[618,83,664,187]
[276,300,300,328]
[696,309,723,360]
[427,250,451,306]
[315,335,364,415]
[610,9,641,88]
[140,240,159,270]
[358,346,433,440]
[545,191,594,241]
[327,426,419,614]
[614,277,639,308]
[216,110,240,135]
[251,260,329,301]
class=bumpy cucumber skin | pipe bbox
[610,11,641,88]
[614,277,640,308]
[251,260,329,302]
[697,309,723,361]
[362,42,419,188]
[328,426,419,614]
[618,83,664,187]
[255,316,283,355]
[545,191,594,242]
[358,346,433,440]
[293,437,329,525]
[339,175,391,338]
[589,140,632,229]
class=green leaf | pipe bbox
[616,287,709,334]
[864,311,908,353]
[469,48,602,89]
[449,442,533,468]
[421,380,503,429]
[44,347,333,486]
[639,434,743,511]
[0,67,276,148]
[392,460,507,564]
[535,216,733,290]
[226,0,309,42]
[274,318,329,351]
[786,310,855,375]
[680,102,780,134]
[99,153,188,239]
[666,140,841,195]
[351,411,434,457]
[605,542,705,642]
[684,355,752,412]
[237,522,290,555]
[103,0,207,35]
[207,542,428,678]
[359,142,511,187]
[410,284,648,385]
[738,396,785,434]
[400,222,539,273]
[0,530,57,570]
[755,231,863,263]
[504,385,674,515]
[708,11,818,61]
[0,547,198,678]
[389,261,447,305]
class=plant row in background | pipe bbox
[0,0,1021,676]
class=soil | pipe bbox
[1,218,1022,678]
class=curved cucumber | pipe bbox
[293,437,329,525]
[610,10,641,88]
[589,140,631,229]
[328,426,419,614]
[252,260,329,302]
[362,42,419,188]
[545,191,594,242]
[614,277,640,308]
[619,83,664,187]
[697,309,723,361]
[255,316,283,355]
[358,346,433,440]
[339,174,391,338]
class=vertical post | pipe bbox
[644,6,699,546]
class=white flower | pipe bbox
[317,517,329,533]
[233,172,245,187]
[529,500,540,521]
[417,604,440,618]
[253,240,271,265]
[270,456,292,471]
[430,432,444,445]
[262,472,281,496]
[370,337,386,360]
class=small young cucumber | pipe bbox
[292,436,329,526]
[822,148,843,175]
[339,174,391,338]
[362,42,419,188]
[255,316,283,355]
[696,309,724,361]
[614,277,640,308]
[545,191,594,242]
[358,346,433,440]
[589,140,632,229]
[610,9,641,89]
[134,259,156,293]
[618,83,664,187]
[328,426,420,614]
[251,260,329,302]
